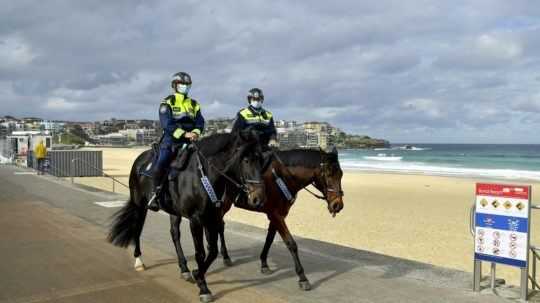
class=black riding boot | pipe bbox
[147,169,165,212]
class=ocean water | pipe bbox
[338,144,540,181]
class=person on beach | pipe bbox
[231,88,278,147]
[34,140,47,175]
[147,72,205,212]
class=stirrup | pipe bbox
[146,192,160,211]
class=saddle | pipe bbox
[139,143,193,180]
[168,145,194,180]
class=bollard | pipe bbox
[70,159,75,184]
[490,263,496,290]
[533,253,537,291]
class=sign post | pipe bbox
[473,183,531,301]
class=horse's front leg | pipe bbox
[218,220,233,266]
[169,215,191,281]
[260,221,277,274]
[271,215,311,291]
[190,218,213,303]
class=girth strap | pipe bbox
[272,168,294,203]
[196,153,222,208]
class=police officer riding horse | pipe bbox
[147,72,205,211]
[231,88,278,148]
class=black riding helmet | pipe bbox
[171,72,192,89]
[247,88,264,102]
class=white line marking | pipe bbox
[94,201,127,208]
[14,172,37,175]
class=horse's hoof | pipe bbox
[199,293,213,303]
[181,271,193,282]
[299,280,312,291]
[223,258,233,267]
[134,257,145,272]
[260,266,272,275]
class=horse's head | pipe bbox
[228,128,267,208]
[313,147,344,217]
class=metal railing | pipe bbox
[531,246,540,291]
[530,204,540,293]
[70,158,128,193]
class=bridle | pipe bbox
[304,159,344,201]
[271,150,344,202]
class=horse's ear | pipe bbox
[331,146,338,155]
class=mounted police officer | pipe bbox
[147,72,205,211]
[231,88,278,147]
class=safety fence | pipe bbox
[26,150,128,194]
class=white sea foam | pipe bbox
[340,160,540,181]
[0,154,12,164]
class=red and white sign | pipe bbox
[476,183,530,200]
[474,183,531,268]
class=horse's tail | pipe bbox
[107,195,143,247]
[107,151,150,248]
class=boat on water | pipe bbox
[364,153,403,161]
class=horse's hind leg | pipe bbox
[272,215,311,291]
[133,205,148,271]
[260,221,277,274]
[169,215,191,281]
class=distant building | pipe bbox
[119,128,157,145]
[204,118,234,136]
[277,128,307,149]
[78,122,96,136]
[275,120,298,129]
[6,131,52,156]
[303,121,334,149]
[136,129,157,145]
[40,120,65,133]
[94,133,128,146]
[0,125,8,139]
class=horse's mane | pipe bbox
[277,149,321,168]
[195,133,236,156]
[277,149,339,168]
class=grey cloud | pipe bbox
[1,0,540,143]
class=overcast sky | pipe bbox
[1,1,540,143]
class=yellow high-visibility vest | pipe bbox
[239,108,273,125]
[162,93,200,120]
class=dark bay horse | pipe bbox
[167,148,344,290]
[107,131,266,302]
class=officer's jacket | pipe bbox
[231,106,276,144]
[159,93,205,145]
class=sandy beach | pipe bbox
[74,147,540,285]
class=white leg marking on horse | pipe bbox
[134,257,145,271]
[94,201,127,208]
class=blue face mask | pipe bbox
[176,84,190,95]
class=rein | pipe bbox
[192,143,257,194]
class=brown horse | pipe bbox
[167,147,344,290]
